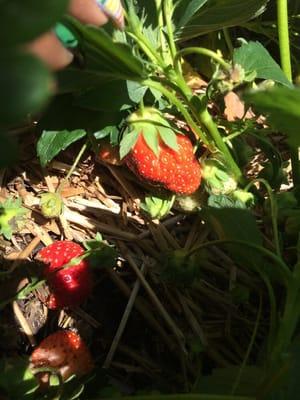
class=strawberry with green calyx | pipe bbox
[120,107,202,195]
[30,330,94,382]
[140,195,175,220]
[40,192,64,219]
[0,197,29,240]
[36,241,92,310]
[202,158,238,196]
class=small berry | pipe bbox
[36,241,92,309]
[30,330,94,381]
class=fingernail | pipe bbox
[96,0,124,29]
[54,23,78,49]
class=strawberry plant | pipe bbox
[3,0,300,399]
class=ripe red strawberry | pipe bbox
[36,241,92,310]
[30,330,94,381]
[126,133,201,195]
[121,108,201,195]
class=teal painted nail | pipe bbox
[54,23,78,49]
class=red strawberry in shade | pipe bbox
[97,141,122,165]
[121,108,202,195]
[36,241,92,309]
[30,330,94,381]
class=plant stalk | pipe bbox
[174,47,231,72]
[199,108,243,182]
[143,79,212,149]
[245,179,281,257]
[277,0,292,81]
[163,0,177,62]
[65,141,88,181]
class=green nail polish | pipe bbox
[54,23,78,49]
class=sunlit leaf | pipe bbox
[233,41,292,87]
[175,0,269,41]
[37,129,87,167]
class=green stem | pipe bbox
[199,108,243,182]
[245,179,281,257]
[223,28,234,56]
[174,47,231,72]
[277,0,292,81]
[164,0,177,63]
[155,0,168,59]
[277,1,300,186]
[127,32,165,68]
[143,79,212,149]
[290,149,300,186]
[187,239,291,285]
[65,141,88,182]
[157,67,242,182]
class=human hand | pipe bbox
[27,0,124,70]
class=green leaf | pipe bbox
[84,233,117,269]
[175,0,268,41]
[63,17,145,81]
[0,51,54,126]
[141,195,175,220]
[208,194,246,209]
[176,0,208,28]
[38,94,122,133]
[143,125,159,156]
[202,208,262,246]
[74,81,133,111]
[127,81,148,103]
[0,197,29,240]
[201,207,263,271]
[159,127,179,152]
[94,126,119,140]
[56,68,109,94]
[37,129,87,167]
[233,41,292,87]
[119,130,139,159]
[243,86,300,149]
[0,0,69,47]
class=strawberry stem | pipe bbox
[163,0,177,64]
[199,107,243,183]
[277,0,292,81]
[174,47,231,72]
[143,79,212,149]
[155,0,169,62]
[245,179,281,257]
[65,141,88,182]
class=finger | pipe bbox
[96,0,124,29]
[69,0,109,26]
[26,32,74,70]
